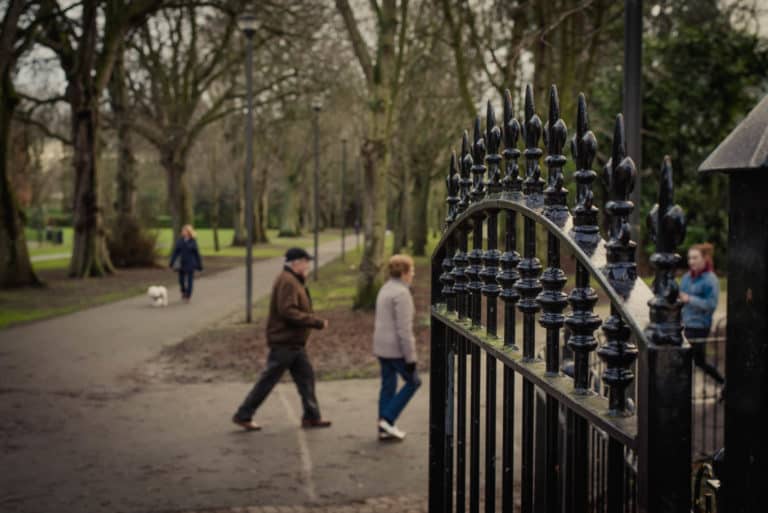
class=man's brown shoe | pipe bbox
[232,417,261,431]
[302,418,332,428]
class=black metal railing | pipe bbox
[429,85,693,513]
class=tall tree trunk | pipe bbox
[356,134,389,308]
[109,49,137,222]
[0,74,39,287]
[278,160,302,237]
[210,168,220,253]
[410,168,431,256]
[68,79,114,278]
[162,152,192,241]
[232,168,246,246]
[254,164,269,243]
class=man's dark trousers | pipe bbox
[234,346,321,421]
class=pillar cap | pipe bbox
[699,95,768,174]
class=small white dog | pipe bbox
[147,285,169,307]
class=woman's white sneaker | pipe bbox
[378,419,406,440]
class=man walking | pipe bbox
[232,248,331,431]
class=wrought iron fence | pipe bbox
[429,85,693,513]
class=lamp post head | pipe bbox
[312,98,323,112]
[238,13,258,38]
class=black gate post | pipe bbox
[699,95,768,513]
[639,157,691,513]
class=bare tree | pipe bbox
[335,0,410,308]
[36,0,163,277]
[126,5,242,240]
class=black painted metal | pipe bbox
[428,317,448,513]
[485,354,496,513]
[699,93,768,511]
[639,157,691,513]
[457,335,467,513]
[468,118,486,330]
[429,82,700,513]
[502,365,516,513]
[470,343,481,513]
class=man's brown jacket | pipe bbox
[266,267,325,348]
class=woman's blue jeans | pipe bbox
[378,357,421,424]
[178,271,194,298]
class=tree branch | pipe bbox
[335,0,374,85]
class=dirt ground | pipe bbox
[142,262,432,384]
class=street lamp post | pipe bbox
[312,99,322,280]
[340,138,347,262]
[238,13,257,323]
[624,0,642,240]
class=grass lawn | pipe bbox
[0,256,243,330]
[25,227,342,271]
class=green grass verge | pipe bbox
[26,227,343,270]
[0,288,148,330]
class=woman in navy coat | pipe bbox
[169,224,203,302]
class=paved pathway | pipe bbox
[30,252,70,263]
[0,236,432,513]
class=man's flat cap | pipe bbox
[285,247,314,262]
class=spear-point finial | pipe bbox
[486,101,503,196]
[602,113,637,293]
[503,89,514,148]
[502,89,523,196]
[471,116,486,201]
[525,84,534,124]
[458,130,473,213]
[645,156,687,345]
[605,114,635,202]
[543,84,567,222]
[522,85,544,200]
[571,92,599,251]
[548,84,560,134]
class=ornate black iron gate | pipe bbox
[428,85,692,513]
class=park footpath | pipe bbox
[0,236,430,513]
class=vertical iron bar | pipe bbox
[502,365,516,513]
[517,84,544,513]
[468,117,487,329]
[429,318,448,513]
[457,335,467,513]
[446,331,455,512]
[540,86,569,513]
[623,0,643,241]
[639,158,691,513]
[470,343,481,513]
[485,354,497,513]
[607,437,625,513]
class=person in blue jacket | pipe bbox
[169,224,203,302]
[680,242,724,385]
